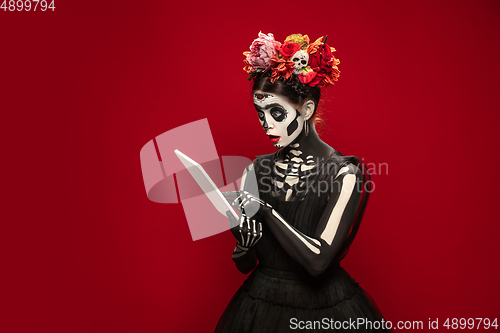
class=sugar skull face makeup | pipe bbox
[253,92,305,149]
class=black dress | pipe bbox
[215,150,390,333]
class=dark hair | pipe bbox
[252,74,322,122]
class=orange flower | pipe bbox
[269,55,295,83]
[307,36,325,54]
[243,32,340,87]
[243,56,252,74]
[319,69,341,87]
[321,75,336,86]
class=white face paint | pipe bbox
[253,91,305,149]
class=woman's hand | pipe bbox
[226,210,263,252]
[220,163,262,274]
[246,163,365,277]
[226,209,262,274]
[230,190,273,218]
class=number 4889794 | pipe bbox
[1,0,55,11]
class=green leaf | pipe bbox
[247,72,258,81]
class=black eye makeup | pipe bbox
[257,111,265,121]
[270,107,287,122]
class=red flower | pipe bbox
[243,33,340,87]
[279,42,301,58]
[298,67,317,84]
[309,43,334,74]
[308,73,325,87]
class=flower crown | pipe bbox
[243,32,340,88]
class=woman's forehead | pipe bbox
[253,91,293,108]
[253,92,274,102]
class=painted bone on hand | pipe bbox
[231,190,273,218]
[226,210,263,259]
[222,191,264,252]
[227,211,262,248]
[227,164,365,277]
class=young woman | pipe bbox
[215,32,390,333]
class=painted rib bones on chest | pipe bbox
[274,143,317,201]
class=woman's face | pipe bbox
[253,91,305,149]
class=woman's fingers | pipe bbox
[228,206,264,248]
[255,222,263,244]
[230,191,256,208]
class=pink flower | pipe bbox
[245,32,282,72]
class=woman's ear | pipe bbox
[302,100,315,120]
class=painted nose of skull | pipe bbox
[261,115,274,130]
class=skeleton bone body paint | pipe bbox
[232,163,362,277]
[227,211,262,259]
[273,143,317,201]
[253,92,305,149]
[229,91,364,277]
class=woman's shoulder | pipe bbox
[325,151,367,179]
[251,152,276,170]
[254,151,276,161]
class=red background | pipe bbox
[2,0,500,332]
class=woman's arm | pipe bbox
[231,235,259,274]
[224,164,262,274]
[228,211,261,274]
[235,163,363,277]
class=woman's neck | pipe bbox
[277,123,333,162]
